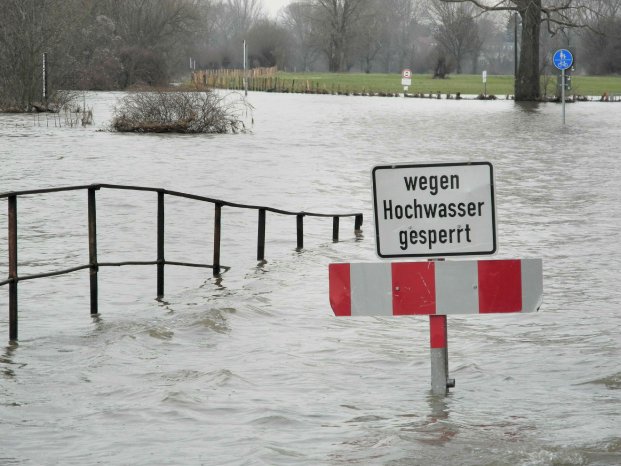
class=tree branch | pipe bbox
[437,0,517,12]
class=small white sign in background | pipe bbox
[401,68,412,86]
[372,162,496,258]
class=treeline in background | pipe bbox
[1,0,620,109]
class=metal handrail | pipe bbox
[1,183,363,341]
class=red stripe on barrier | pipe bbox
[329,263,351,316]
[429,315,447,348]
[392,262,436,315]
[478,259,522,313]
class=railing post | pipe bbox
[8,195,18,341]
[88,188,98,314]
[213,203,222,275]
[332,216,340,242]
[355,214,363,233]
[157,191,165,298]
[296,214,304,250]
[257,208,266,261]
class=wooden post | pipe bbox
[213,203,222,275]
[257,208,266,261]
[296,214,304,250]
[8,195,18,341]
[157,191,165,298]
[332,216,339,242]
[87,188,98,314]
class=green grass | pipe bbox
[278,71,621,97]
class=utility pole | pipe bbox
[42,52,48,106]
[243,40,248,97]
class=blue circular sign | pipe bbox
[553,49,573,70]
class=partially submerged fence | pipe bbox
[0,183,363,341]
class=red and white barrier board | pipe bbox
[329,259,542,316]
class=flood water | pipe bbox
[1,91,620,465]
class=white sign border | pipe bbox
[371,161,497,259]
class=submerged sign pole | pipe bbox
[562,68,566,124]
[430,315,455,394]
[553,49,573,125]
[329,161,542,396]
[329,258,543,395]
[371,161,496,394]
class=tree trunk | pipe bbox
[327,37,339,71]
[515,0,541,101]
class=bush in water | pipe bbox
[111,89,248,133]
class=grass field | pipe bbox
[277,72,621,97]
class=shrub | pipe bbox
[111,89,248,133]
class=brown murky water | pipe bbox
[1,92,620,465]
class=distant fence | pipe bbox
[192,66,277,88]
[192,67,400,96]
[0,183,363,341]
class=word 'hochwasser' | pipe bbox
[383,174,486,251]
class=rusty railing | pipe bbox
[0,183,363,341]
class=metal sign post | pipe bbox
[562,68,566,124]
[42,52,48,104]
[401,68,412,95]
[328,161,542,397]
[553,49,573,125]
[482,70,487,97]
[430,315,454,394]
[329,259,544,394]
[243,40,248,97]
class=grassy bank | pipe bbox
[276,72,621,97]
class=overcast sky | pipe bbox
[263,0,292,17]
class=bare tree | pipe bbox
[476,17,508,74]
[437,0,595,100]
[208,0,265,67]
[358,0,422,73]
[223,0,265,39]
[430,0,481,74]
[578,0,621,74]
[312,0,370,71]
[281,1,321,71]
[0,0,81,110]
[390,0,424,72]
[354,0,386,72]
[247,18,291,67]
[96,0,202,85]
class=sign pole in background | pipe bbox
[401,68,412,95]
[243,40,248,97]
[562,68,566,123]
[553,48,573,125]
[42,52,48,104]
